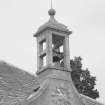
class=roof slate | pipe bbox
[0,61,39,104]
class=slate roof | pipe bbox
[0,61,39,104]
[80,94,103,105]
[0,61,103,105]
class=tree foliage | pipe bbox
[70,57,99,99]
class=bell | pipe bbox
[53,55,60,62]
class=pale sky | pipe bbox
[0,0,105,103]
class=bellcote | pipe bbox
[34,8,72,75]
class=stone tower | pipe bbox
[26,8,103,105]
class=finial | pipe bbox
[48,0,56,16]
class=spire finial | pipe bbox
[48,0,56,16]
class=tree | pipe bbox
[70,56,99,99]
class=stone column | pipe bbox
[63,36,71,71]
[37,38,43,70]
[46,32,53,66]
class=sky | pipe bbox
[0,0,105,103]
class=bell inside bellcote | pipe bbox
[52,34,64,67]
